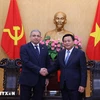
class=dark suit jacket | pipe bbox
[19,42,50,86]
[48,47,87,90]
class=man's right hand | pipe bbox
[39,68,48,76]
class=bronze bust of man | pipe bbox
[44,11,73,41]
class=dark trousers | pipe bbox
[20,81,45,100]
[61,82,83,100]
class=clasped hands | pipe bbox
[39,68,48,76]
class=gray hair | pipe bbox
[30,29,41,36]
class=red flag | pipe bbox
[86,0,100,60]
[1,0,26,59]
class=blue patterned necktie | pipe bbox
[35,45,39,57]
[65,50,70,65]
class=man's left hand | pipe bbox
[78,86,85,93]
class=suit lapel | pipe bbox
[28,42,39,60]
[39,44,45,57]
[67,47,77,65]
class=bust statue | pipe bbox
[44,11,73,41]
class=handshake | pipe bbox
[39,68,48,76]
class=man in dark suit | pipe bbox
[19,30,50,100]
[47,34,87,100]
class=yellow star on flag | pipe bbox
[90,23,100,46]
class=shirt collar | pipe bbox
[66,47,74,54]
[31,42,39,47]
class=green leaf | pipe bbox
[44,36,51,40]
[50,52,58,61]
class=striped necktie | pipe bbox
[65,50,70,65]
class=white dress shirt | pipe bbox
[64,47,74,61]
[31,42,40,53]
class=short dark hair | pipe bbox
[62,34,75,42]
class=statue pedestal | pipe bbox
[47,72,60,90]
[47,59,60,91]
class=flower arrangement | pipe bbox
[74,35,82,49]
[40,35,82,61]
